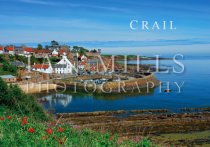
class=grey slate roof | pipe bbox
[53,64,67,68]
[10,61,25,67]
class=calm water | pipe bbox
[41,56,210,113]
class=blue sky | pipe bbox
[0,0,210,54]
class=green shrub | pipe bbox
[2,62,17,75]
[0,78,48,121]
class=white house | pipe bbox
[0,46,3,54]
[24,47,34,56]
[32,64,53,74]
[52,49,59,57]
[5,46,15,55]
[53,53,74,74]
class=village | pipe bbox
[0,41,160,94]
[0,41,103,82]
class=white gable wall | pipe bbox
[55,54,74,74]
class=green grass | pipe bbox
[0,111,155,147]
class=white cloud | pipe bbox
[18,0,56,5]
[17,0,127,12]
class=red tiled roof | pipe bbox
[59,49,65,54]
[35,49,52,53]
[24,47,34,52]
[33,64,49,69]
[0,46,3,51]
[7,46,14,51]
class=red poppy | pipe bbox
[8,116,12,120]
[46,128,53,135]
[0,117,4,121]
[22,117,28,126]
[28,127,35,133]
[23,116,27,120]
[58,128,64,133]
[109,136,113,141]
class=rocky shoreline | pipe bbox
[57,109,210,146]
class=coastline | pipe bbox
[57,109,210,146]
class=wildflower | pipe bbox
[28,127,35,133]
[109,136,113,141]
[23,116,27,120]
[46,128,53,135]
[58,128,64,133]
[22,116,28,126]
[73,125,81,130]
[8,116,12,120]
[0,117,4,121]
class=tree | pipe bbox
[51,40,59,47]
[3,62,9,71]
[30,55,38,64]
[9,65,17,73]
[0,55,5,62]
[2,62,17,75]
[80,47,89,52]
[79,49,86,55]
[15,55,28,64]
[45,45,49,50]
[37,44,43,50]
[0,78,8,103]
[90,49,97,53]
[9,55,15,62]
[72,46,79,53]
